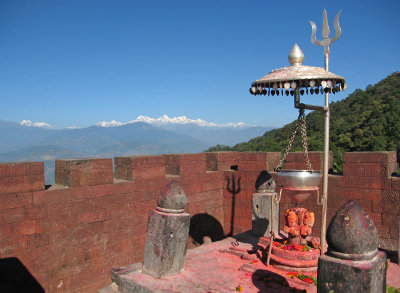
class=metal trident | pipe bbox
[310,9,342,70]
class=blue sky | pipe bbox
[1,0,399,129]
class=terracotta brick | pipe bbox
[163,154,180,175]
[25,204,48,219]
[389,227,399,239]
[343,151,397,163]
[131,155,165,177]
[239,152,259,161]
[50,222,103,244]
[341,188,381,201]
[77,210,106,224]
[28,233,49,248]
[13,220,38,236]
[381,201,400,216]
[216,152,240,162]
[382,214,399,227]
[343,162,396,177]
[238,161,267,172]
[0,162,44,177]
[381,190,398,205]
[265,152,281,171]
[340,176,387,189]
[180,153,206,173]
[205,153,218,171]
[55,158,113,187]
[0,174,44,194]
[37,242,85,270]
[33,188,69,205]
[390,178,400,191]
[103,216,138,232]
[0,207,25,224]
[0,223,14,239]
[285,152,333,169]
[372,201,382,213]
[1,235,28,255]
[328,175,342,187]
[369,213,381,226]
[379,238,398,251]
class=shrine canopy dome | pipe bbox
[250,43,346,96]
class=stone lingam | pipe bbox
[318,200,387,293]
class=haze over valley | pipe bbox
[0,115,270,184]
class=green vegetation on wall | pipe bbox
[206,72,400,173]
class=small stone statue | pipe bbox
[284,207,314,245]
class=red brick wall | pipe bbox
[0,152,270,292]
[0,151,399,292]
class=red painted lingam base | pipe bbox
[259,207,321,273]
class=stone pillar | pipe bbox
[318,200,387,293]
[252,170,279,237]
[142,180,190,278]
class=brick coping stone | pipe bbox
[99,231,400,293]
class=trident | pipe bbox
[309,10,342,254]
[310,9,342,71]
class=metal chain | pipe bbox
[275,121,299,170]
[275,110,313,171]
[299,115,313,171]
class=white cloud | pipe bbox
[96,115,247,128]
[20,120,54,128]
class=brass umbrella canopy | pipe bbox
[249,10,346,255]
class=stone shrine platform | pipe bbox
[100,231,400,293]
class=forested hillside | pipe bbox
[207,72,400,172]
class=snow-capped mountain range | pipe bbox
[96,115,246,128]
[20,115,249,129]
[2,116,271,184]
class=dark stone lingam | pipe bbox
[142,180,190,278]
[318,200,387,293]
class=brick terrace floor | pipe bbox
[102,231,400,292]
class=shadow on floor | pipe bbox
[0,257,44,293]
[251,269,307,293]
[189,213,225,245]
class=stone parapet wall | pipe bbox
[0,151,398,292]
[0,152,272,292]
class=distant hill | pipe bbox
[0,118,270,184]
[154,124,271,146]
[0,120,57,153]
[207,72,400,173]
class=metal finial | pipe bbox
[288,43,304,66]
[309,10,342,61]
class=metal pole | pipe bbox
[310,9,342,255]
[321,78,330,255]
